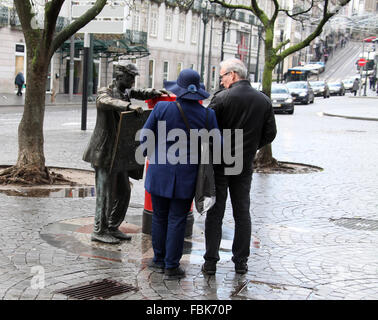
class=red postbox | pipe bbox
[142,94,194,237]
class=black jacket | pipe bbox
[209,80,277,175]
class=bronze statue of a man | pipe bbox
[83,64,166,244]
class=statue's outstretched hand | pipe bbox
[129,88,170,100]
[156,89,170,96]
[129,104,144,116]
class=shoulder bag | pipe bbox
[175,101,216,215]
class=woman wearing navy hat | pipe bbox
[141,69,219,279]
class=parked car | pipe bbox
[342,78,355,92]
[286,81,315,105]
[250,82,262,91]
[271,84,294,114]
[303,64,323,75]
[328,81,346,95]
[309,61,325,73]
[309,80,330,98]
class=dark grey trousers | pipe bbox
[204,172,252,264]
[93,166,131,234]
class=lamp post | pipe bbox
[277,29,284,83]
[200,0,211,83]
[206,16,213,90]
[254,25,263,82]
[221,8,235,62]
[359,38,365,96]
[247,23,253,80]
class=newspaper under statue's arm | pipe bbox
[110,109,152,179]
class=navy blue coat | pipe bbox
[141,98,219,199]
[15,73,25,86]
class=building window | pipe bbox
[15,43,25,77]
[165,11,172,40]
[163,61,169,81]
[190,64,195,70]
[178,14,186,42]
[133,9,140,31]
[191,17,198,44]
[177,62,183,77]
[253,35,258,47]
[225,28,231,43]
[150,10,158,37]
[148,59,155,88]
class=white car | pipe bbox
[342,78,354,92]
[250,82,262,91]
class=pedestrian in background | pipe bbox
[369,75,376,91]
[51,73,60,103]
[141,69,219,280]
[202,58,277,275]
[15,72,24,96]
[352,78,359,96]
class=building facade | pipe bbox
[1,0,359,94]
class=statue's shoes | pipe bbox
[108,229,132,241]
[91,232,120,244]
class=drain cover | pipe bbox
[330,218,378,231]
[55,279,138,300]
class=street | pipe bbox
[319,41,362,81]
[0,92,377,300]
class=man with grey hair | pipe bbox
[202,58,277,275]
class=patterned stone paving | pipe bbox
[0,96,377,300]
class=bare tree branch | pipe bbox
[14,0,37,36]
[44,0,65,53]
[279,0,315,20]
[50,0,107,56]
[271,0,280,24]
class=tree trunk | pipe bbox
[254,144,278,168]
[0,57,52,184]
[0,0,108,185]
[17,61,48,177]
[254,39,279,169]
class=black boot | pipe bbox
[164,266,185,280]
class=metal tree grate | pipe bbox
[330,218,378,231]
[55,279,138,300]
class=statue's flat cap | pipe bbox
[116,63,139,76]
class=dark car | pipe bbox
[309,80,330,98]
[271,84,294,114]
[328,81,346,96]
[286,81,315,105]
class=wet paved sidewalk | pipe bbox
[322,88,378,121]
[0,95,377,302]
[0,92,96,107]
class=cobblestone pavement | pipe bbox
[0,94,377,301]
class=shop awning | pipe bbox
[60,32,150,60]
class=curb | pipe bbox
[0,102,96,108]
[348,96,378,99]
[322,112,378,121]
